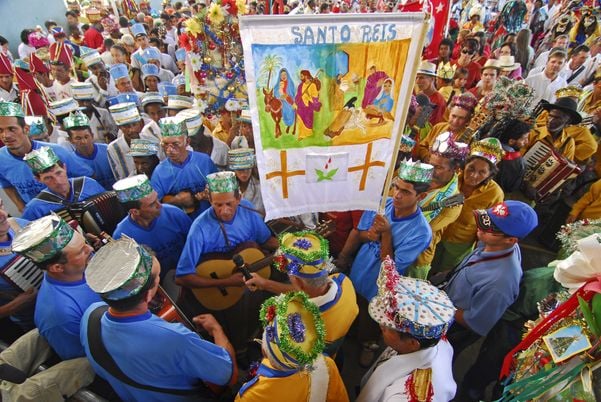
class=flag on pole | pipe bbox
[398,0,450,60]
[240,13,428,220]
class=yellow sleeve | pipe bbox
[567,126,598,162]
[570,179,601,219]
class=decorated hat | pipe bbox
[109,102,141,126]
[86,237,153,301]
[176,108,201,136]
[227,148,256,170]
[131,23,147,37]
[555,85,583,99]
[272,231,332,279]
[141,92,166,108]
[25,116,47,136]
[29,53,49,74]
[50,26,67,39]
[24,146,60,174]
[141,63,160,80]
[109,63,130,81]
[110,92,140,106]
[164,95,193,110]
[49,42,73,67]
[238,108,252,123]
[172,75,185,87]
[158,82,177,97]
[0,52,13,75]
[175,47,187,62]
[437,62,456,80]
[497,55,521,72]
[416,60,437,77]
[430,132,469,161]
[398,159,434,184]
[71,82,95,101]
[141,47,161,62]
[80,47,103,67]
[0,101,25,118]
[159,116,186,137]
[399,135,416,153]
[12,214,75,263]
[113,174,154,203]
[481,58,500,71]
[128,139,159,157]
[369,256,455,339]
[48,98,80,118]
[451,92,478,113]
[63,110,90,130]
[207,171,239,193]
[13,59,29,71]
[260,292,325,369]
[474,201,537,239]
[540,97,583,125]
[469,137,505,165]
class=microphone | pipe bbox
[0,364,28,384]
[233,254,253,281]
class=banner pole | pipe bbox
[377,13,431,214]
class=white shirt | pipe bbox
[0,85,19,102]
[533,50,550,70]
[525,71,568,105]
[48,126,74,151]
[17,43,35,60]
[560,59,591,85]
[51,78,77,101]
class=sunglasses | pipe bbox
[461,49,475,55]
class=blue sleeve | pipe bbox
[393,227,432,275]
[21,202,40,221]
[357,210,376,231]
[54,146,94,178]
[463,288,514,336]
[14,218,30,227]
[176,223,205,277]
[44,313,86,360]
[179,331,233,385]
[84,178,107,196]
[150,169,166,199]
[0,172,10,188]
[173,208,192,234]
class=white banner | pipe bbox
[239,13,428,220]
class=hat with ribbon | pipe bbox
[481,58,501,71]
[227,148,256,170]
[497,55,521,72]
[451,92,478,113]
[23,145,60,174]
[0,101,25,118]
[63,110,90,131]
[141,92,166,108]
[430,132,469,161]
[369,256,455,339]
[80,47,103,67]
[131,23,147,37]
[398,159,434,184]
[416,60,437,77]
[71,82,96,101]
[176,108,202,136]
[113,174,154,203]
[473,200,537,239]
[25,116,47,136]
[469,137,505,165]
[128,139,160,157]
[260,291,326,370]
[540,97,583,125]
[12,214,75,263]
[159,116,187,137]
[271,231,332,279]
[163,95,193,110]
[109,63,130,81]
[109,102,141,126]
[141,63,160,80]
[49,42,73,67]
[86,237,154,301]
[48,98,79,118]
[207,171,238,193]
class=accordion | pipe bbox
[56,192,126,236]
[522,141,581,201]
[1,255,43,292]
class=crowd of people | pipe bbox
[0,0,600,401]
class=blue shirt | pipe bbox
[444,243,522,336]
[80,302,233,402]
[34,274,101,360]
[0,141,94,203]
[73,144,116,190]
[113,204,192,276]
[150,151,217,219]
[21,177,106,220]
[350,198,432,300]
[176,199,272,277]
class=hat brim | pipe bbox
[368,295,397,329]
[473,209,503,233]
[499,63,520,72]
[541,101,583,125]
[481,64,501,71]
[416,70,437,77]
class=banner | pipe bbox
[240,13,428,220]
[397,0,450,60]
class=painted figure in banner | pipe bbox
[275,69,296,134]
[295,70,322,140]
[361,65,389,109]
[364,78,395,126]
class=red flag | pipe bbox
[398,0,450,60]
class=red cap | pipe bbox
[49,42,73,67]
[29,53,50,74]
[0,52,13,75]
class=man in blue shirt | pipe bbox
[151,117,217,219]
[65,111,116,190]
[0,102,93,212]
[176,171,278,358]
[81,237,236,402]
[21,146,106,221]
[112,174,192,299]
[346,160,433,367]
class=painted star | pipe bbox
[435,2,444,13]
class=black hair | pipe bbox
[66,126,92,138]
[44,20,57,30]
[39,250,68,270]
[16,116,26,128]
[398,331,441,350]
[439,38,454,49]
[119,16,129,28]
[102,271,157,311]
[570,44,590,57]
[500,41,516,56]
[34,161,65,178]
[404,180,431,194]
[104,38,115,48]
[20,29,33,45]
[496,119,532,144]
[65,10,78,18]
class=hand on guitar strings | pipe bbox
[224,272,245,287]
[244,272,267,292]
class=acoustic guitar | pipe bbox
[420,193,464,212]
[162,190,199,215]
[192,243,274,311]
